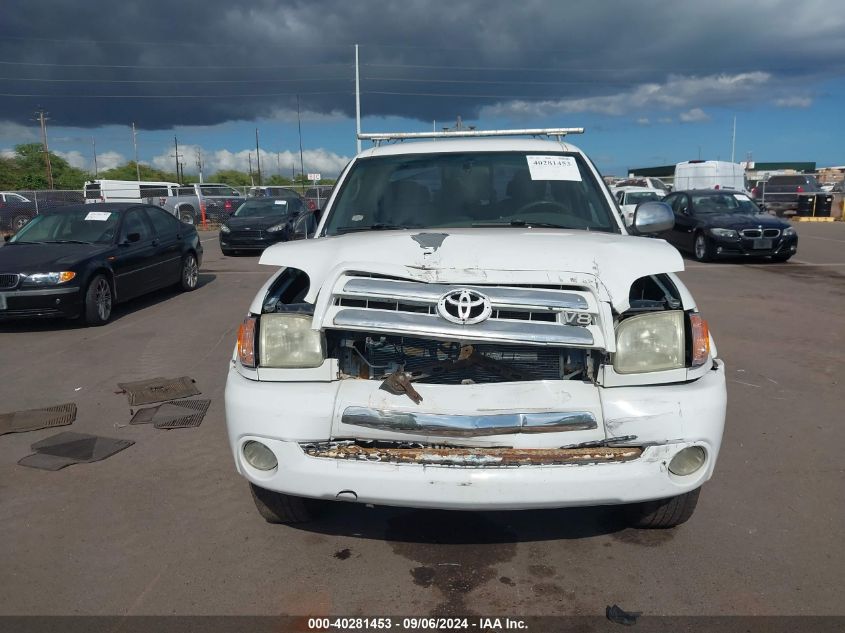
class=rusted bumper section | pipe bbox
[301,441,642,466]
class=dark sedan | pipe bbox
[662,190,797,262]
[0,203,203,325]
[220,197,316,255]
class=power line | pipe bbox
[0,90,352,98]
[0,60,352,70]
[0,76,353,84]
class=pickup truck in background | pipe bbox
[758,175,834,217]
[153,183,244,224]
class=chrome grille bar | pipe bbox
[333,309,594,345]
[341,278,589,310]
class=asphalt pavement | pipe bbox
[1,224,843,617]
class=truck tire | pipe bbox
[178,207,195,224]
[627,487,701,529]
[249,483,320,524]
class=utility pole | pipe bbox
[195,148,204,184]
[172,136,183,183]
[248,152,254,186]
[132,122,140,181]
[92,137,98,178]
[355,44,362,153]
[35,110,54,189]
[255,128,262,186]
[297,95,305,194]
[730,116,737,163]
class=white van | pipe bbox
[673,161,747,192]
[84,179,181,204]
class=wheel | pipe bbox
[178,207,195,224]
[693,232,714,262]
[10,214,31,232]
[179,253,199,291]
[627,487,701,529]
[249,483,320,524]
[84,274,113,326]
[772,254,792,262]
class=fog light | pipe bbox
[668,446,706,476]
[243,440,277,471]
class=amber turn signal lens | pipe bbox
[237,316,257,368]
[690,314,710,367]
[58,272,76,283]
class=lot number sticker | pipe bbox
[84,211,112,221]
[274,200,288,205]
[733,194,751,201]
[526,155,582,181]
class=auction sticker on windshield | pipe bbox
[526,155,581,181]
[84,211,112,221]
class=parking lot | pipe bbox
[1,221,843,617]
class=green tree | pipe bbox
[100,161,178,182]
[6,143,88,190]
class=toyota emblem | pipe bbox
[436,289,492,325]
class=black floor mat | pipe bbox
[116,376,200,406]
[129,399,210,429]
[18,431,134,471]
[0,403,76,436]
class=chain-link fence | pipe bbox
[1,189,84,234]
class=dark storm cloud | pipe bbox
[1,0,843,129]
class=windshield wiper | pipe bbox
[472,220,581,230]
[334,223,411,234]
[43,239,94,244]
[7,240,42,244]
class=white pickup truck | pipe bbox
[225,129,726,528]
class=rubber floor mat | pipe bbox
[130,399,210,429]
[117,376,200,406]
[0,403,76,436]
[18,431,134,470]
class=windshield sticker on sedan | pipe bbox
[274,200,288,205]
[526,155,582,182]
[733,194,751,201]
[84,211,112,221]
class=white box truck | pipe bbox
[674,161,747,192]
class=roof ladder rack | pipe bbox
[358,128,585,146]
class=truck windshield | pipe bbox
[323,151,618,235]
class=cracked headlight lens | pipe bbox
[259,313,325,368]
[614,311,685,374]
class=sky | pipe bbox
[1,0,844,179]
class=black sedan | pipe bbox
[662,190,798,262]
[0,203,203,325]
[220,197,316,255]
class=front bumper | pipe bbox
[224,361,726,510]
[0,285,82,320]
[220,231,286,251]
[710,234,797,258]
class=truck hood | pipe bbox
[258,228,684,312]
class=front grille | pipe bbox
[326,276,601,348]
[0,273,20,290]
[230,229,265,239]
[763,228,780,238]
[740,228,781,239]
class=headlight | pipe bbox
[21,272,76,286]
[614,311,685,374]
[220,224,231,233]
[259,313,325,368]
[266,222,286,233]
[709,228,738,239]
[783,226,796,236]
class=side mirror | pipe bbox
[126,232,141,243]
[630,201,674,235]
[291,213,315,240]
[3,234,10,242]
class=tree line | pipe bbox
[0,144,334,190]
